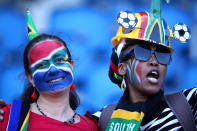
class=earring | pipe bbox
[70,83,76,90]
[120,76,126,90]
[31,88,37,100]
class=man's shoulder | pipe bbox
[182,87,197,100]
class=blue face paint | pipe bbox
[33,65,73,91]
[30,47,73,92]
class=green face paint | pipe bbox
[30,48,72,75]
[126,59,142,84]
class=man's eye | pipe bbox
[56,58,66,63]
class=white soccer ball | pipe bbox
[117,11,138,29]
[173,23,191,43]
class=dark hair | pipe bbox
[108,39,135,87]
[21,34,80,110]
[108,48,122,86]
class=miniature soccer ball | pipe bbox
[117,11,138,29]
[173,23,191,43]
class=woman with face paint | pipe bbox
[0,10,99,131]
[93,0,196,131]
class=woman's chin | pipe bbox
[41,86,70,96]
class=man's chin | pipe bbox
[144,85,161,95]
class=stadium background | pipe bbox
[0,0,197,115]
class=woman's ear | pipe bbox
[25,72,35,87]
[118,62,127,76]
[71,60,74,69]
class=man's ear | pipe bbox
[25,72,35,87]
[118,62,127,76]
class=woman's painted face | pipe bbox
[125,45,167,94]
[29,40,73,92]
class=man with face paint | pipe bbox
[0,10,99,131]
[93,0,196,131]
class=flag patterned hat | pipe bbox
[27,8,39,41]
[112,0,191,52]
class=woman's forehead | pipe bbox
[29,40,65,65]
[31,40,63,49]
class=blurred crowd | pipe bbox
[0,0,196,114]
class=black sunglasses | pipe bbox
[120,44,172,65]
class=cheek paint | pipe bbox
[134,60,143,83]
[33,65,73,92]
[127,59,142,84]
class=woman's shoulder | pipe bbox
[81,111,98,123]
[79,111,99,131]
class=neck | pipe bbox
[126,81,147,103]
[31,89,75,122]
[128,89,147,103]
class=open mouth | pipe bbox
[146,70,159,84]
[47,77,65,83]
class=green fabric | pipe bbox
[145,0,165,44]
[106,118,142,131]
[104,88,145,131]
[21,117,29,131]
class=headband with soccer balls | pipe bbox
[112,0,191,53]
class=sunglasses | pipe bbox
[122,44,172,65]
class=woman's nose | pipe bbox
[47,66,60,76]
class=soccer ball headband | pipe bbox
[112,0,191,58]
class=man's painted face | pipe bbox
[29,41,73,92]
[124,44,167,94]
[126,59,143,84]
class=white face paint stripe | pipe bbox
[134,60,141,83]
[32,64,73,78]
[126,64,132,82]
[57,66,73,78]
[30,47,65,68]
[116,39,126,58]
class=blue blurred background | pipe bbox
[0,0,197,115]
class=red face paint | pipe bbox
[127,59,143,84]
[29,41,63,65]
[135,60,143,82]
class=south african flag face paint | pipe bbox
[126,59,142,84]
[29,41,73,92]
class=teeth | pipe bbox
[147,70,159,80]
[151,71,158,75]
[147,77,158,83]
[48,77,64,83]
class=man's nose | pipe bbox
[148,53,159,66]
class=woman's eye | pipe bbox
[56,58,66,63]
[37,63,47,68]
